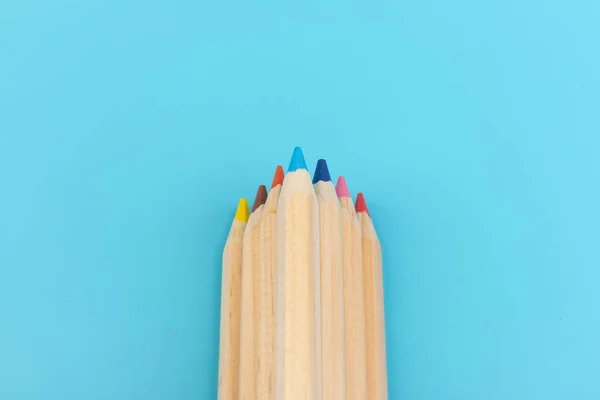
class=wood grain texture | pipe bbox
[257,184,281,400]
[314,180,345,400]
[218,219,246,400]
[360,212,388,400]
[340,197,367,400]
[239,206,264,399]
[276,169,322,400]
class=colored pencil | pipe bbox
[257,166,284,400]
[218,198,250,400]
[336,177,367,400]
[239,185,268,399]
[357,193,388,399]
[313,160,345,399]
[276,147,322,400]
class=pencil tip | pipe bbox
[312,159,331,184]
[288,146,307,172]
[335,176,351,198]
[235,198,250,222]
[271,165,284,188]
[252,185,268,212]
[355,192,369,216]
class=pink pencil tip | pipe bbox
[355,192,370,216]
[335,176,351,198]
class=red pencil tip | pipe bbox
[271,165,284,188]
[355,192,370,216]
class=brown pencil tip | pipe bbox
[271,165,284,188]
[252,185,268,212]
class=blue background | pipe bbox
[1,0,599,399]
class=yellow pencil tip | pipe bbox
[235,198,250,222]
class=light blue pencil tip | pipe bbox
[288,146,307,172]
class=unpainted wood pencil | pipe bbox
[357,192,388,400]
[337,177,367,400]
[313,160,345,399]
[276,147,322,400]
[257,166,284,400]
[218,198,250,400]
[239,185,268,399]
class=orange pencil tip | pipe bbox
[271,165,284,188]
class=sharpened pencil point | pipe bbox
[355,192,370,216]
[235,198,250,222]
[271,165,285,188]
[252,185,268,212]
[312,159,331,184]
[335,176,351,198]
[288,146,307,172]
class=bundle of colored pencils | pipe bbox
[218,147,387,400]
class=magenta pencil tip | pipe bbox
[335,176,351,198]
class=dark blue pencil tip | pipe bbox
[312,159,331,183]
[288,146,307,172]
